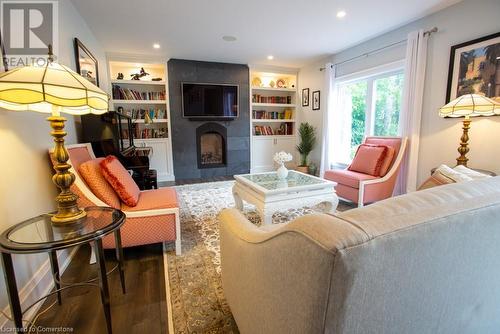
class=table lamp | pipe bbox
[0,46,109,224]
[439,94,500,167]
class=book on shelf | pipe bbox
[252,109,293,120]
[252,94,292,104]
[253,123,293,136]
[119,108,167,120]
[112,85,166,100]
[120,126,168,139]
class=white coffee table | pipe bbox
[233,171,338,225]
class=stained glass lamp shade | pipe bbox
[439,94,500,166]
[0,55,109,224]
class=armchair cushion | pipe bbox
[78,158,121,209]
[100,155,140,207]
[324,169,378,189]
[122,187,179,212]
[348,144,388,176]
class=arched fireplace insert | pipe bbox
[196,122,227,169]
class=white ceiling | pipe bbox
[70,0,462,68]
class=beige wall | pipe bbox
[0,0,108,313]
[299,0,500,184]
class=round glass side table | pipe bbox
[0,206,126,334]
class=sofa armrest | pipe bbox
[218,208,368,253]
[218,208,369,334]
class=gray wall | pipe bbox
[168,59,250,179]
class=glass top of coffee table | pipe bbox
[239,171,327,191]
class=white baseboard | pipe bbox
[0,246,80,330]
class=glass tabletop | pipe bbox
[0,207,125,253]
[240,171,326,190]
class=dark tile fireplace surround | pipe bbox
[168,59,250,180]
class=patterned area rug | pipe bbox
[163,180,350,333]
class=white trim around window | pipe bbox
[334,59,406,85]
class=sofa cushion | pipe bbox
[324,169,378,189]
[121,187,178,212]
[348,144,388,176]
[378,146,396,176]
[78,158,121,209]
[100,155,140,207]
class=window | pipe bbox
[333,62,404,164]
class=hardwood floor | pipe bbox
[33,243,168,334]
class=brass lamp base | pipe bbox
[456,117,471,167]
[48,115,86,225]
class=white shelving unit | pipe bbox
[250,69,298,173]
[107,58,174,181]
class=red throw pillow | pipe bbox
[100,155,140,207]
[79,158,121,209]
[348,144,388,176]
[378,146,396,177]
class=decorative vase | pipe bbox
[277,163,288,180]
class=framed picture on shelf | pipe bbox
[446,32,500,103]
[312,90,320,110]
[302,88,310,107]
[74,38,100,87]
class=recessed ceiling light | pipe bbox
[336,10,346,18]
[153,43,160,49]
[267,55,274,60]
[222,35,237,42]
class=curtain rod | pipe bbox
[319,27,438,71]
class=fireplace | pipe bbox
[196,123,227,169]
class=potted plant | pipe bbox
[296,122,316,174]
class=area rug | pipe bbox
[163,180,350,333]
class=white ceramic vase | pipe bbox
[276,163,289,180]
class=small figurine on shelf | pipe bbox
[130,67,149,80]
[152,77,163,81]
[116,72,124,80]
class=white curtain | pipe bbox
[320,63,335,177]
[396,29,428,194]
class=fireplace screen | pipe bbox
[200,133,224,165]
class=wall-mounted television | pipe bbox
[182,83,238,120]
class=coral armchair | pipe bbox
[50,143,181,255]
[324,136,407,207]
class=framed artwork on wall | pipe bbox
[74,38,100,87]
[446,32,500,103]
[302,88,310,107]
[312,90,320,110]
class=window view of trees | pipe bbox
[338,71,404,159]
[374,73,403,137]
[346,81,367,158]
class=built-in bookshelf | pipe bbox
[250,69,298,172]
[107,58,174,181]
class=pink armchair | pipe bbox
[324,136,408,207]
[51,143,181,255]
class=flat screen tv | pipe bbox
[182,83,238,119]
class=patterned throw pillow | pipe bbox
[78,158,121,209]
[100,155,140,207]
[348,144,388,176]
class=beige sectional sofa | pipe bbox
[219,177,500,334]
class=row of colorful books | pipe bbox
[254,123,293,136]
[253,109,293,119]
[112,85,166,100]
[120,127,168,139]
[252,95,292,104]
[119,108,167,120]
